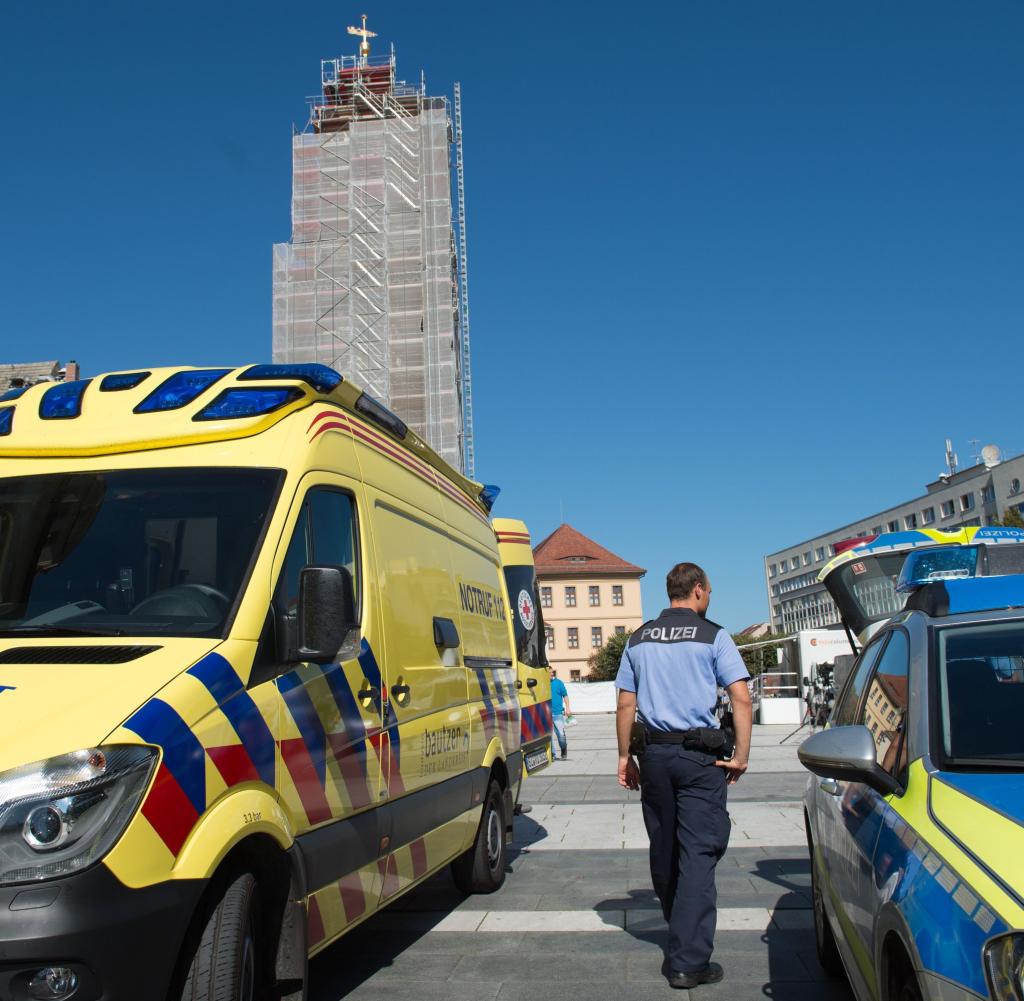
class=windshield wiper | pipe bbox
[0,625,127,638]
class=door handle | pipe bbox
[820,777,840,796]
[390,683,411,703]
[358,680,380,708]
[516,680,523,689]
[526,678,538,688]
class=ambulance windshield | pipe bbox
[0,468,281,639]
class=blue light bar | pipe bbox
[134,369,231,414]
[39,380,91,420]
[479,484,501,512]
[354,392,407,439]
[0,407,13,436]
[194,387,303,421]
[0,386,28,402]
[909,576,1024,618]
[239,364,342,394]
[896,546,979,593]
[100,371,150,392]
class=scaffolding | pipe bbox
[272,46,471,474]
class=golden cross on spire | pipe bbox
[346,14,377,64]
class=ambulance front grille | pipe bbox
[0,646,161,664]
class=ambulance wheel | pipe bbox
[179,872,262,1001]
[452,780,507,894]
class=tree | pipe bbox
[731,632,780,678]
[587,630,632,681]
[997,507,1024,529]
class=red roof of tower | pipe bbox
[533,523,646,578]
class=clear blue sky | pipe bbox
[2,2,1021,630]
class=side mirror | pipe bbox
[297,566,357,664]
[797,725,902,797]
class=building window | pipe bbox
[922,507,935,525]
[612,584,624,605]
[771,584,779,597]
[588,585,600,607]
[565,586,576,607]
[567,627,579,649]
[769,563,778,578]
[779,559,788,572]
[887,520,899,533]
[614,625,626,636]
[591,626,603,648]
[570,670,581,682]
[545,626,554,650]
[540,586,552,608]
[814,547,825,561]
[803,552,812,566]
[1012,478,1021,495]
[905,513,917,530]
[960,493,975,512]
[941,500,955,519]
[982,485,996,504]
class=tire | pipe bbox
[451,780,507,894]
[809,839,844,978]
[179,872,261,1001]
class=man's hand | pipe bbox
[715,757,748,784]
[618,755,640,791]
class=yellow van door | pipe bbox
[366,491,474,903]
[268,475,386,948]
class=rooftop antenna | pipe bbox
[944,438,959,478]
[347,14,377,66]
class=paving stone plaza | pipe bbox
[309,715,855,1000]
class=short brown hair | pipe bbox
[666,562,708,601]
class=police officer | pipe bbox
[615,562,752,990]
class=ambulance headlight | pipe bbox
[0,746,156,884]
[984,932,1024,1000]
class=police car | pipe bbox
[800,548,1024,1001]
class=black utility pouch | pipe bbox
[629,721,647,756]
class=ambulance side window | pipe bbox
[276,488,360,619]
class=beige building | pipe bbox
[534,524,646,681]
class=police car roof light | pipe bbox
[0,407,13,436]
[194,387,304,421]
[39,380,92,420]
[906,574,1024,617]
[479,484,500,512]
[896,546,979,594]
[354,392,407,439]
[100,372,151,392]
[238,364,342,395]
[0,386,28,402]
[134,369,231,414]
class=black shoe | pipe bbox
[669,963,724,989]
[514,803,533,815]
[560,750,567,760]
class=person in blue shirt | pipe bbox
[615,562,752,991]
[548,668,572,759]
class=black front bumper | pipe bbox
[0,863,205,1001]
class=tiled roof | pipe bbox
[0,361,63,387]
[533,523,645,577]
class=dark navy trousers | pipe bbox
[638,744,731,974]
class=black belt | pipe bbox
[645,728,704,748]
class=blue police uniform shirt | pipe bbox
[550,677,568,717]
[615,607,750,732]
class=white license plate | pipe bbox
[525,746,549,772]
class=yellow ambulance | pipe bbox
[495,520,553,778]
[0,364,527,1001]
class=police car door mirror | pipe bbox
[797,725,901,798]
[296,566,357,664]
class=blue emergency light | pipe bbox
[0,386,27,402]
[100,372,151,392]
[194,387,303,421]
[134,370,231,414]
[39,380,92,420]
[896,546,979,593]
[239,364,342,394]
[0,407,12,436]
[479,484,501,512]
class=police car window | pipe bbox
[859,629,909,776]
[938,620,1024,764]
[832,636,887,727]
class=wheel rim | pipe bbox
[239,915,255,1001]
[485,804,502,871]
